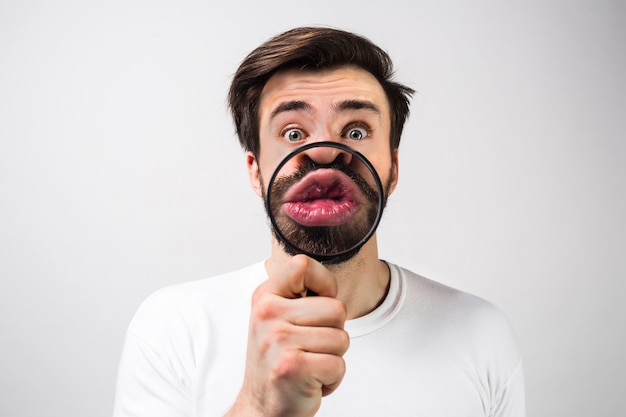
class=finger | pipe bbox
[286,296,347,329]
[255,309,349,356]
[263,325,349,357]
[301,351,346,397]
[295,326,350,356]
[265,255,338,299]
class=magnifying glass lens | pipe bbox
[266,142,384,263]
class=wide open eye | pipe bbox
[283,128,305,142]
[344,126,368,141]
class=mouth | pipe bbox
[281,169,362,227]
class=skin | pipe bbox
[226,66,400,417]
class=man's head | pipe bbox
[228,27,414,158]
[228,27,414,262]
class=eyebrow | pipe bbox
[270,101,311,119]
[270,99,381,120]
[334,99,381,116]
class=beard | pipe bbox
[262,156,392,265]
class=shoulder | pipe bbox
[126,262,267,344]
[391,263,524,406]
[114,264,267,414]
[391,262,522,361]
[138,261,266,307]
[394,263,513,323]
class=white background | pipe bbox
[1,1,624,416]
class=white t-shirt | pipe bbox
[113,262,525,416]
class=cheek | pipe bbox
[258,158,289,192]
[364,154,394,184]
[258,130,292,161]
[256,139,298,180]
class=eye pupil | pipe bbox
[287,130,301,141]
[350,129,363,140]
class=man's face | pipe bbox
[248,66,399,261]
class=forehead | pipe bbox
[259,66,389,120]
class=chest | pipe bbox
[317,333,489,417]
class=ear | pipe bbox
[387,148,399,195]
[247,151,263,197]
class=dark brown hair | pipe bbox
[228,27,414,157]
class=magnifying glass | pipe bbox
[265,142,384,264]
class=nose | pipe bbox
[301,142,353,166]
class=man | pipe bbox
[113,27,525,417]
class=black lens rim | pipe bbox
[265,142,385,262]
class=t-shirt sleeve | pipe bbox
[492,358,526,417]
[112,290,196,417]
[477,301,525,417]
[112,331,193,417]
[453,290,526,417]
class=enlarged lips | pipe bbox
[281,169,362,227]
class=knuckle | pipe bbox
[334,356,346,375]
[251,293,278,323]
[337,329,350,352]
[254,322,293,357]
[271,350,302,381]
[266,323,290,347]
[324,299,347,325]
[291,254,311,269]
[250,284,266,306]
[289,255,311,280]
[332,299,348,321]
[321,355,346,397]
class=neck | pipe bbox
[265,235,390,319]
